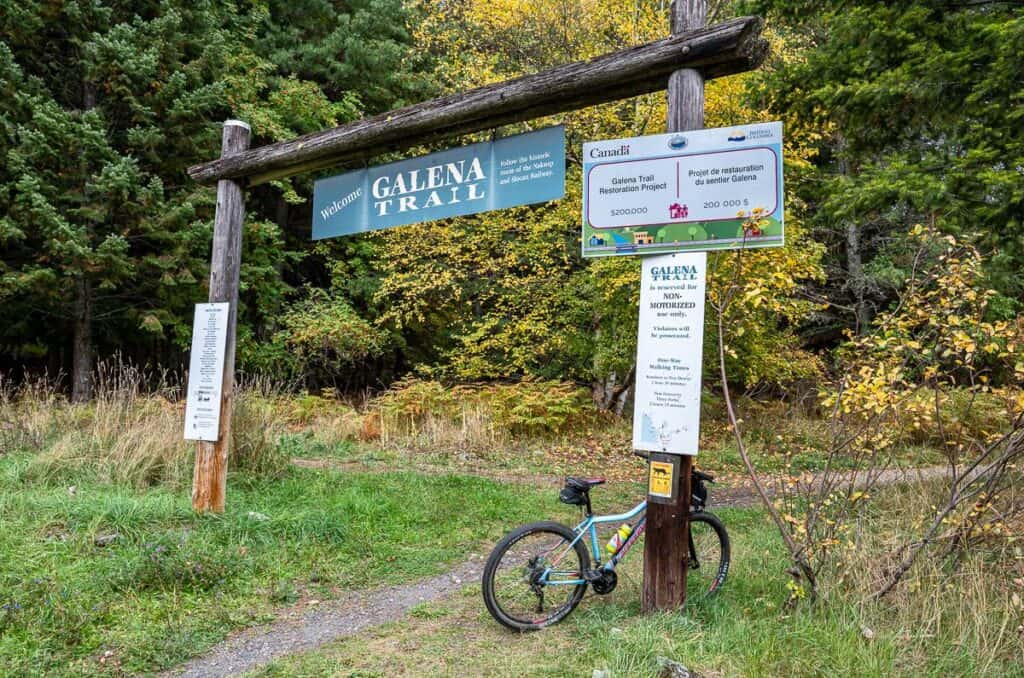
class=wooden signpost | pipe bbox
[190,120,249,513]
[643,0,705,612]
[186,0,761,614]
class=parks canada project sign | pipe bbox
[582,121,784,257]
[312,125,565,239]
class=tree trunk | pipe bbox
[71,277,93,403]
[71,79,97,403]
[275,195,289,232]
[836,133,870,334]
[845,220,871,334]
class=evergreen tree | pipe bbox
[0,1,428,397]
[0,2,248,399]
[744,0,1024,335]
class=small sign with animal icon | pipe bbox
[647,453,680,504]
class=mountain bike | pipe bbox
[481,454,730,631]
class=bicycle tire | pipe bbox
[482,520,590,631]
[687,512,730,597]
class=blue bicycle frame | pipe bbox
[538,500,648,586]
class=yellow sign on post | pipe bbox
[648,460,675,499]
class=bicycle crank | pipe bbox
[589,569,618,595]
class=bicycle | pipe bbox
[482,453,730,631]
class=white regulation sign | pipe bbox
[183,303,229,442]
[632,252,706,455]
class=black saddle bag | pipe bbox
[559,484,586,506]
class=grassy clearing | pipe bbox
[2,377,1018,676]
[0,455,561,676]
[252,496,1024,677]
[305,414,947,491]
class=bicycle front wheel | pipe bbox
[687,512,730,598]
[482,521,590,631]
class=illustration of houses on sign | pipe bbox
[589,234,606,246]
[633,231,654,245]
[669,203,688,220]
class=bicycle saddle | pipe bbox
[565,477,606,490]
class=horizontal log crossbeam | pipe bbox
[188,17,767,186]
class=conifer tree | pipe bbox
[0,2,249,399]
[745,0,1024,331]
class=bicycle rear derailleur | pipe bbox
[585,568,618,595]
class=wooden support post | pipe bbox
[642,0,705,613]
[192,119,250,513]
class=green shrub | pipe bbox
[372,377,593,442]
[279,289,390,385]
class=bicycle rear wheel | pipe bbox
[482,521,590,631]
[686,512,730,597]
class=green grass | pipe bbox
[0,453,563,676]
[1,388,1017,677]
[251,505,1024,677]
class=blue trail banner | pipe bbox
[312,125,565,240]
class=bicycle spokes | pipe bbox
[485,526,587,628]
[686,513,730,598]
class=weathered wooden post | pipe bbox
[192,119,250,513]
[641,0,705,612]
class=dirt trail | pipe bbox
[291,456,561,487]
[167,461,956,677]
[294,456,955,507]
[164,556,486,678]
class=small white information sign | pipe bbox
[183,302,230,442]
[632,252,706,455]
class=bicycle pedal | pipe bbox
[582,569,605,582]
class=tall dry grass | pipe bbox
[831,476,1024,671]
[2,362,293,488]
[371,377,595,450]
[3,362,190,488]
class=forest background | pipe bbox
[2,2,1024,674]
[1,0,1022,405]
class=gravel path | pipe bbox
[163,555,486,678]
[166,462,956,677]
[295,456,955,507]
[713,464,954,507]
